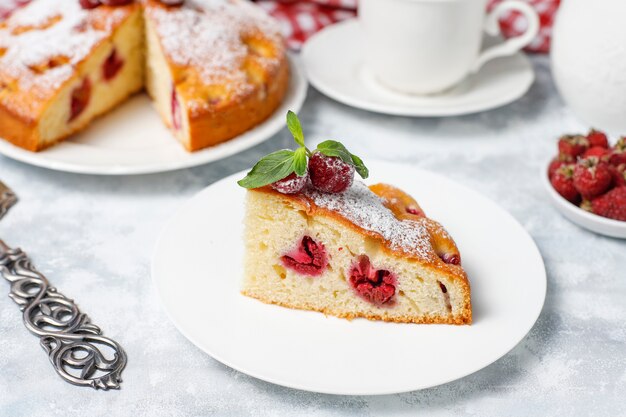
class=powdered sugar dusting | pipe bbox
[0,0,128,103]
[145,0,284,93]
[304,181,436,260]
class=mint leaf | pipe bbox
[237,149,297,189]
[316,140,369,179]
[350,153,369,179]
[293,147,308,176]
[316,140,352,164]
[286,111,305,148]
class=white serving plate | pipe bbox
[152,161,547,395]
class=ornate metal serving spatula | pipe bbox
[0,180,126,390]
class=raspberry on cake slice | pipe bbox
[238,112,472,325]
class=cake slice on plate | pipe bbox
[238,112,472,324]
[0,0,144,151]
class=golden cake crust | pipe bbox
[250,183,472,324]
[0,3,141,151]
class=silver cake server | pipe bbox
[0,180,127,390]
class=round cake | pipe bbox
[0,0,289,152]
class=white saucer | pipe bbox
[301,20,535,117]
[152,161,546,395]
[0,56,307,175]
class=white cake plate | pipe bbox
[152,161,547,395]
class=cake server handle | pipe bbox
[0,181,127,390]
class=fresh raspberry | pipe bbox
[609,137,626,166]
[548,157,568,179]
[591,187,626,221]
[79,0,101,9]
[440,253,461,265]
[102,48,124,81]
[558,135,589,159]
[573,157,613,200]
[405,205,425,217]
[281,236,328,276]
[349,255,396,306]
[583,146,610,159]
[100,0,134,5]
[69,78,91,122]
[271,171,308,194]
[308,152,354,193]
[609,164,626,187]
[551,164,580,203]
[587,129,609,148]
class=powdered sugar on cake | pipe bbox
[145,0,284,100]
[304,181,436,260]
[0,0,129,100]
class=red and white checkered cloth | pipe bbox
[255,0,560,53]
[487,0,560,53]
[1,0,559,53]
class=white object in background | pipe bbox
[551,0,626,133]
[0,56,307,175]
[541,163,626,239]
[301,20,535,117]
[152,162,547,395]
[359,0,539,95]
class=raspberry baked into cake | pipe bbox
[238,112,472,325]
[0,0,288,152]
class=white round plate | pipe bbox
[542,163,626,238]
[0,56,307,175]
[152,161,546,395]
[301,20,535,117]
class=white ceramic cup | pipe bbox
[359,0,540,95]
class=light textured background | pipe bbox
[0,56,625,416]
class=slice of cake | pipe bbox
[238,112,472,324]
[143,0,289,151]
[0,1,144,151]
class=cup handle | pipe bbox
[471,0,540,73]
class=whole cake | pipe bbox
[239,112,472,324]
[0,0,288,152]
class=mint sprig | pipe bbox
[287,110,306,149]
[237,149,301,189]
[238,111,309,189]
[316,140,369,179]
[238,111,369,189]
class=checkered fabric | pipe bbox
[255,0,559,52]
[487,0,560,53]
[0,0,559,52]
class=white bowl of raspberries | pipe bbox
[544,129,626,238]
